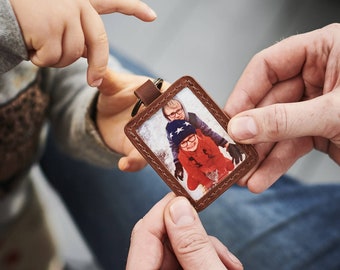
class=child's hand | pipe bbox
[9,0,156,86]
[96,70,169,172]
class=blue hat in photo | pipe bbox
[166,120,196,146]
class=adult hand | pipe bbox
[224,23,340,193]
[126,193,243,270]
[96,70,170,172]
[10,0,156,86]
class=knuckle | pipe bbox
[70,43,85,61]
[95,31,108,45]
[175,231,210,256]
[32,50,62,67]
[88,64,107,79]
[265,104,288,139]
[324,23,340,32]
[87,32,108,70]
[320,94,340,137]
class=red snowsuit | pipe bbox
[178,131,234,191]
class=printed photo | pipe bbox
[136,87,245,201]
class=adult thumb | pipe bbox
[164,197,243,270]
[227,94,337,144]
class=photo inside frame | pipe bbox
[125,76,258,211]
[136,87,246,201]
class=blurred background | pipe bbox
[103,0,340,183]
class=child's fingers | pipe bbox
[91,0,157,22]
[81,3,109,87]
[98,70,150,96]
[118,150,147,172]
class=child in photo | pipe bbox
[166,119,235,192]
[162,98,242,180]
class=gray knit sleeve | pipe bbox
[0,0,28,73]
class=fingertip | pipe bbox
[247,182,265,194]
[168,197,195,226]
[136,2,157,21]
[247,174,270,194]
[164,197,224,269]
[118,156,147,172]
[118,157,130,171]
[90,78,103,88]
[228,116,258,142]
[143,5,157,21]
[87,65,106,87]
[82,10,109,87]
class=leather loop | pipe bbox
[131,78,163,117]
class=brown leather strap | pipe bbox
[131,78,163,116]
[134,79,161,106]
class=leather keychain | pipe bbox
[125,76,258,211]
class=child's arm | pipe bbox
[45,58,166,171]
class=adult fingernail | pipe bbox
[229,116,257,140]
[170,197,195,226]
